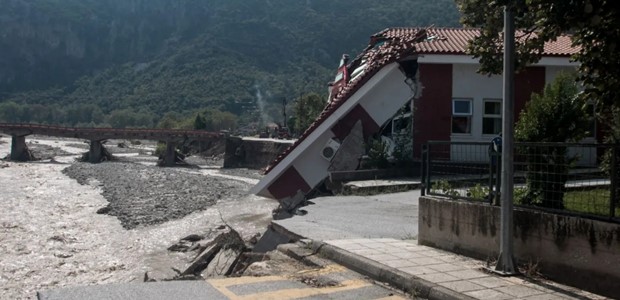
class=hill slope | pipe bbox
[0,0,461,125]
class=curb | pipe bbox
[312,241,476,300]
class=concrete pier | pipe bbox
[89,140,103,163]
[10,135,32,161]
[164,141,177,167]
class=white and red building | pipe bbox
[251,27,581,202]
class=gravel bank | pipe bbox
[62,162,249,229]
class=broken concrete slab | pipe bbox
[328,120,365,172]
[277,190,306,214]
[179,226,247,277]
[182,243,221,276]
[201,248,241,278]
[252,225,294,253]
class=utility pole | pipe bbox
[282,97,288,135]
[495,3,518,275]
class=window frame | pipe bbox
[451,98,473,135]
[482,99,502,136]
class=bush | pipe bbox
[515,72,588,209]
[366,138,390,169]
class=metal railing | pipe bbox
[421,141,620,221]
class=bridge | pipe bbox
[0,123,223,166]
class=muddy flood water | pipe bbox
[0,135,278,299]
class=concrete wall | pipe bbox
[418,196,620,298]
[223,137,294,170]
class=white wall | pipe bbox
[360,67,415,125]
[451,64,503,143]
[449,63,576,162]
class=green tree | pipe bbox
[515,72,588,209]
[293,93,326,135]
[194,113,207,130]
[456,0,620,141]
[157,112,183,129]
[0,102,23,122]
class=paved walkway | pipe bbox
[319,238,609,300]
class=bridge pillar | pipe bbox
[89,140,104,163]
[163,141,177,167]
[10,135,33,161]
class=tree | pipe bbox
[0,102,23,122]
[515,72,588,209]
[194,113,207,130]
[456,0,620,140]
[293,93,326,135]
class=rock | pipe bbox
[244,261,272,277]
[181,234,204,242]
[96,206,111,214]
[144,272,156,282]
[167,241,193,252]
[248,233,261,245]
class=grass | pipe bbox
[563,189,619,217]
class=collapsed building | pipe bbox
[250,28,428,207]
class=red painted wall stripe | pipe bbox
[515,67,546,121]
[267,166,312,200]
[413,63,453,158]
[331,104,380,141]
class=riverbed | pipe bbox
[0,135,277,299]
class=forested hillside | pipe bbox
[0,0,461,129]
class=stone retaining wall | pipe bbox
[418,196,620,298]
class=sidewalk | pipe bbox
[301,238,610,300]
[270,191,610,300]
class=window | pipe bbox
[392,113,411,136]
[334,71,344,82]
[452,99,472,134]
[482,99,502,135]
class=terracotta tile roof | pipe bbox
[380,27,577,56]
[263,28,428,174]
[263,27,577,175]
[542,34,576,56]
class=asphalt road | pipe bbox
[274,190,420,241]
[38,264,410,300]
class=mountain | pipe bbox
[0,0,461,126]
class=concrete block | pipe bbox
[328,120,364,172]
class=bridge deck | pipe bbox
[0,123,222,141]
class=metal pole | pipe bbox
[421,144,429,196]
[426,144,432,195]
[610,145,618,218]
[494,4,518,275]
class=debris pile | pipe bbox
[159,225,267,281]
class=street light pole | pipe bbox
[495,3,518,275]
